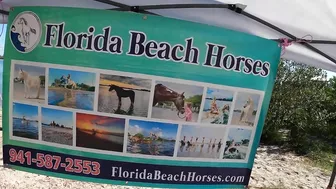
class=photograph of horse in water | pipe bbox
[231,92,261,126]
[48,68,96,111]
[98,74,152,117]
[127,119,178,157]
[201,88,234,125]
[223,128,252,160]
[41,107,73,146]
[151,81,204,122]
[76,113,125,152]
[12,103,39,140]
[13,64,45,104]
[177,125,226,159]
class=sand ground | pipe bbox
[42,126,73,146]
[14,83,45,104]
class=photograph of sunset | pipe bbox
[76,113,125,152]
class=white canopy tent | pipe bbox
[1,0,336,73]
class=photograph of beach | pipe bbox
[127,119,178,157]
[201,88,234,125]
[223,128,252,160]
[177,125,226,159]
[12,103,39,140]
[98,74,152,117]
[76,113,125,152]
[231,92,261,126]
[13,64,45,104]
[48,68,96,111]
[41,107,73,146]
[151,81,204,122]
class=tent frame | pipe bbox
[1,1,336,188]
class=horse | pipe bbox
[65,78,77,90]
[18,68,41,99]
[17,17,36,45]
[108,84,135,108]
[152,84,185,118]
[239,97,254,124]
[21,116,29,126]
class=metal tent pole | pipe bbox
[327,157,336,189]
[91,1,336,65]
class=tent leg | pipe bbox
[327,157,336,189]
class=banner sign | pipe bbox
[2,6,281,188]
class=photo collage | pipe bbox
[10,60,263,162]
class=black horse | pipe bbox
[108,84,135,108]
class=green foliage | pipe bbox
[134,133,144,139]
[262,59,333,155]
[186,95,203,108]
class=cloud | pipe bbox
[150,127,163,137]
[129,125,143,135]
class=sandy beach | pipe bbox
[42,126,73,146]
[13,83,45,104]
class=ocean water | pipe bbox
[127,139,175,157]
[48,89,94,111]
[13,117,38,139]
[98,86,150,117]
[177,143,222,159]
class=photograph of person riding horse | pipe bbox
[48,68,96,111]
[12,102,39,140]
[13,63,46,104]
[201,88,234,125]
[177,124,226,159]
[223,127,252,160]
[151,81,204,122]
[127,119,178,157]
[98,74,152,117]
[41,107,73,146]
[76,113,125,152]
[231,92,261,127]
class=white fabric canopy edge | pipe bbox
[1,0,336,73]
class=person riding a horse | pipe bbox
[210,97,219,114]
[60,75,67,85]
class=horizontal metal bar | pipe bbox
[242,11,336,65]
[0,9,9,16]
[139,4,229,10]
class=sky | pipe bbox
[227,128,252,142]
[0,24,6,56]
[234,92,260,111]
[76,113,125,134]
[14,64,45,77]
[100,74,152,89]
[180,125,226,141]
[128,119,178,140]
[155,80,204,98]
[206,88,234,99]
[41,107,73,128]
[48,68,96,86]
[13,102,38,120]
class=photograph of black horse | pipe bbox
[108,84,135,114]
[98,74,152,117]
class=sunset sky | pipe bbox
[76,113,125,134]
